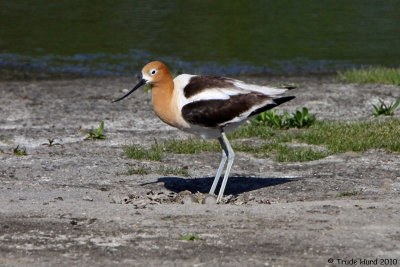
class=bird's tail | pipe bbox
[249,96,295,116]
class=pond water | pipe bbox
[1,0,399,76]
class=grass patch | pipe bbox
[336,189,363,197]
[228,122,275,139]
[163,139,220,154]
[294,119,400,153]
[124,119,400,163]
[338,67,400,86]
[273,144,328,162]
[124,143,163,161]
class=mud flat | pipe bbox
[0,76,399,266]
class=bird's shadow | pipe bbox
[141,176,301,195]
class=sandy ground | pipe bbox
[0,75,399,266]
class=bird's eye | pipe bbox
[150,69,157,75]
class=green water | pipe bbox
[0,0,399,76]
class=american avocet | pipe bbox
[113,61,295,203]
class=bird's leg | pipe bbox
[216,131,235,203]
[209,144,227,195]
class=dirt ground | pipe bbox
[0,75,399,266]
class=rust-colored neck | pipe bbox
[151,76,177,127]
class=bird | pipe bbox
[113,61,295,203]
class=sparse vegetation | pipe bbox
[372,99,399,116]
[272,145,328,162]
[156,166,190,177]
[83,121,106,140]
[337,189,363,197]
[118,165,189,177]
[123,166,151,175]
[338,67,400,86]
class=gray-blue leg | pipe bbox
[216,131,235,203]
[209,146,227,195]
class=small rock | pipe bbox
[133,199,147,209]
[110,195,123,204]
[83,195,93,201]
[234,200,244,206]
[204,195,217,205]
[182,195,196,205]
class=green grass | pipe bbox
[294,120,400,153]
[338,67,400,86]
[124,119,400,163]
[124,143,163,161]
[272,144,328,162]
[228,122,275,139]
[163,139,220,154]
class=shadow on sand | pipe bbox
[141,176,301,195]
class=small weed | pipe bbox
[255,108,316,129]
[372,99,399,116]
[291,108,316,128]
[181,234,201,241]
[84,121,106,140]
[13,145,27,156]
[338,67,400,86]
[41,138,63,147]
[336,189,363,197]
[257,109,291,129]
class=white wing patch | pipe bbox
[233,80,288,96]
[186,87,243,102]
